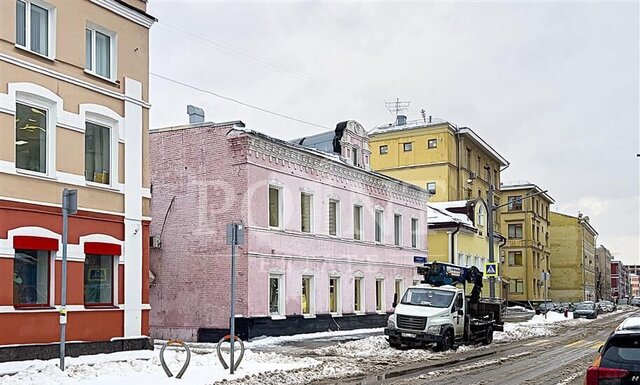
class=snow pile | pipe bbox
[247,328,383,348]
[310,334,447,361]
[0,348,319,385]
[495,311,591,342]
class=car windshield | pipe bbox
[601,335,640,371]
[576,304,593,310]
[401,288,455,308]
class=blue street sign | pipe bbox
[484,262,498,277]
[413,256,427,264]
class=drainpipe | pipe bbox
[450,223,461,264]
[455,128,461,200]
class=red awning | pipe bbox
[13,236,59,251]
[84,242,122,256]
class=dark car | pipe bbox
[558,302,576,312]
[585,317,640,384]
[574,302,597,319]
[536,302,557,314]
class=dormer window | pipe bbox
[352,147,359,166]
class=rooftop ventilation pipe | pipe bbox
[187,105,205,124]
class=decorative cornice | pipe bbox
[240,134,428,207]
[91,0,157,29]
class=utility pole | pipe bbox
[60,188,77,371]
[226,222,244,375]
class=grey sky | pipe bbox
[148,1,639,264]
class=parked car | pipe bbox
[596,302,610,314]
[631,297,640,307]
[601,300,616,312]
[557,302,575,312]
[618,298,629,305]
[584,317,640,384]
[573,302,597,319]
[536,302,557,314]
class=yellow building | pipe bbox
[428,199,503,298]
[549,212,599,302]
[369,117,509,208]
[499,182,554,303]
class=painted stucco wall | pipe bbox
[150,124,429,340]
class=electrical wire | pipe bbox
[150,72,332,130]
[156,22,384,104]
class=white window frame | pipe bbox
[353,205,363,241]
[268,271,285,318]
[328,199,340,237]
[354,272,365,315]
[85,113,119,189]
[411,218,419,248]
[393,213,402,246]
[375,278,385,313]
[426,182,436,195]
[301,274,315,317]
[268,185,283,229]
[394,278,404,303]
[300,192,314,234]
[85,22,117,81]
[374,209,384,244]
[14,93,57,178]
[15,0,56,60]
[329,275,342,316]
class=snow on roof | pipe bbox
[428,201,473,227]
[368,118,449,135]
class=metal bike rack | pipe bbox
[160,339,191,379]
[216,334,245,371]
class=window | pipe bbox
[329,199,339,236]
[84,254,113,305]
[509,279,524,294]
[508,251,523,266]
[353,205,363,240]
[300,193,312,233]
[477,205,485,229]
[394,279,403,302]
[535,199,539,215]
[354,277,363,313]
[85,122,110,184]
[427,139,437,149]
[394,214,402,246]
[411,218,418,248]
[508,196,522,211]
[508,223,523,239]
[426,182,436,195]
[352,147,359,166]
[16,0,53,57]
[466,148,472,169]
[13,249,50,306]
[403,142,412,152]
[374,209,384,243]
[301,276,314,316]
[329,277,340,314]
[268,186,281,228]
[477,156,481,174]
[15,103,47,173]
[375,279,385,312]
[269,273,284,316]
[85,25,115,79]
[379,145,388,154]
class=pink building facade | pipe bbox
[149,119,429,341]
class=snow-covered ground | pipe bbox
[0,309,627,385]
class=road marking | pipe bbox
[524,339,549,346]
[564,340,586,348]
[590,342,604,350]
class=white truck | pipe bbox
[384,262,504,350]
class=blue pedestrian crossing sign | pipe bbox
[484,262,498,278]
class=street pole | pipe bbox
[230,224,236,375]
[487,180,496,299]
[60,188,77,371]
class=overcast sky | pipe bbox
[147,1,639,265]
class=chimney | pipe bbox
[187,105,204,124]
[396,114,407,126]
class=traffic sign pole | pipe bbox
[60,189,77,371]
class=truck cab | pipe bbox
[385,262,503,350]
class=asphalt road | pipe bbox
[323,309,638,385]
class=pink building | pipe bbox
[149,118,429,341]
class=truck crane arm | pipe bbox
[417,262,484,303]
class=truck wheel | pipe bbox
[389,340,401,349]
[482,326,493,345]
[437,330,453,351]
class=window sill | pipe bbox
[84,305,119,310]
[16,168,56,181]
[354,311,365,316]
[330,313,343,318]
[303,314,316,319]
[14,44,55,62]
[270,315,286,320]
[13,306,55,311]
[86,181,120,192]
[84,69,118,85]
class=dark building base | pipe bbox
[198,312,391,342]
[0,337,153,364]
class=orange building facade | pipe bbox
[0,0,155,359]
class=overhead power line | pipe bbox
[156,22,384,104]
[150,72,332,130]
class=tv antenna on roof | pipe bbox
[385,98,410,118]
